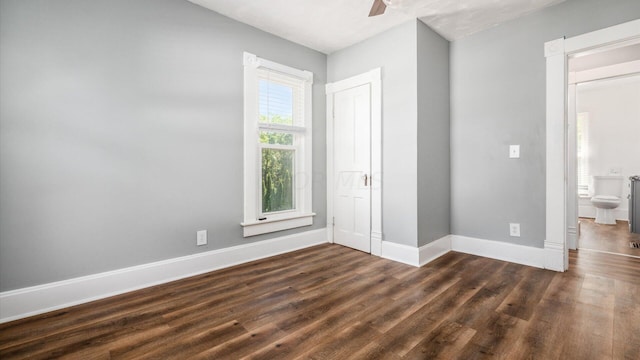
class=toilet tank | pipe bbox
[592,175,623,197]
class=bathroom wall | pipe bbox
[577,75,640,220]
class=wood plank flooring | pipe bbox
[1,244,639,359]
[579,217,640,257]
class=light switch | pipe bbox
[509,145,520,158]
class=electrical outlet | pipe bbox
[509,223,521,237]
[197,230,207,246]
[509,145,520,158]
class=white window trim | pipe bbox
[576,112,589,196]
[241,52,314,237]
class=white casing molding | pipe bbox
[567,83,578,251]
[564,20,640,54]
[241,213,316,237]
[241,52,314,237]
[567,226,578,250]
[543,240,565,272]
[569,60,640,84]
[545,36,568,271]
[544,19,640,272]
[0,228,327,324]
[371,231,383,257]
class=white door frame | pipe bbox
[326,68,382,256]
[566,83,578,251]
[544,19,640,271]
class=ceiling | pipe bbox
[188,0,566,54]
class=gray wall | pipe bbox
[0,0,327,291]
[328,21,419,247]
[416,21,450,247]
[450,0,640,247]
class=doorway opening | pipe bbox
[544,19,640,271]
[567,63,640,257]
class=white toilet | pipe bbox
[591,175,623,225]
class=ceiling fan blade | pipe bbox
[368,0,386,17]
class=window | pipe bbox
[241,52,314,237]
[577,112,589,196]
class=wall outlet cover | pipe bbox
[509,145,520,158]
[197,230,207,246]
[509,223,521,237]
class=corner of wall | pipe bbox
[416,19,452,247]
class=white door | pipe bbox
[332,83,371,253]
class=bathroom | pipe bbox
[574,66,640,256]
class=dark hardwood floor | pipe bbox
[579,217,640,257]
[1,244,639,359]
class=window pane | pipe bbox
[259,131,294,145]
[262,148,295,213]
[259,79,293,125]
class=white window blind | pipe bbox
[577,112,589,196]
[257,69,305,128]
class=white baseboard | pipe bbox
[381,235,451,267]
[0,228,328,324]
[543,240,565,272]
[381,241,420,266]
[371,231,382,256]
[450,235,546,269]
[418,236,452,266]
[380,235,546,270]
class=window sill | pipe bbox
[241,213,315,237]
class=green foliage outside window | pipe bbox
[259,115,295,213]
[261,148,294,213]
